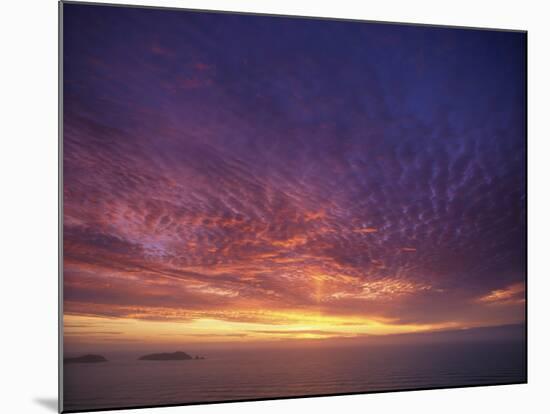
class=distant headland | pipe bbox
[64,354,108,364]
[138,351,205,361]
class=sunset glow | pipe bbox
[63,5,526,354]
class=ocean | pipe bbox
[63,340,526,412]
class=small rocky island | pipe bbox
[64,354,108,364]
[138,351,205,361]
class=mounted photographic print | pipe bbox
[60,1,527,412]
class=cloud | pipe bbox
[150,43,175,57]
[248,330,352,337]
[478,282,525,305]
[62,4,526,339]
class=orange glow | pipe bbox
[64,310,463,346]
[478,282,525,305]
[353,227,378,234]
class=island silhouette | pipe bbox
[64,354,108,364]
[138,351,205,361]
[64,351,207,364]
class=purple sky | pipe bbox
[63,4,526,346]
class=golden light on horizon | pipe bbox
[64,308,465,347]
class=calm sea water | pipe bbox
[63,341,526,411]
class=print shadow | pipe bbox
[34,397,58,412]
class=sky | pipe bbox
[63,4,526,351]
